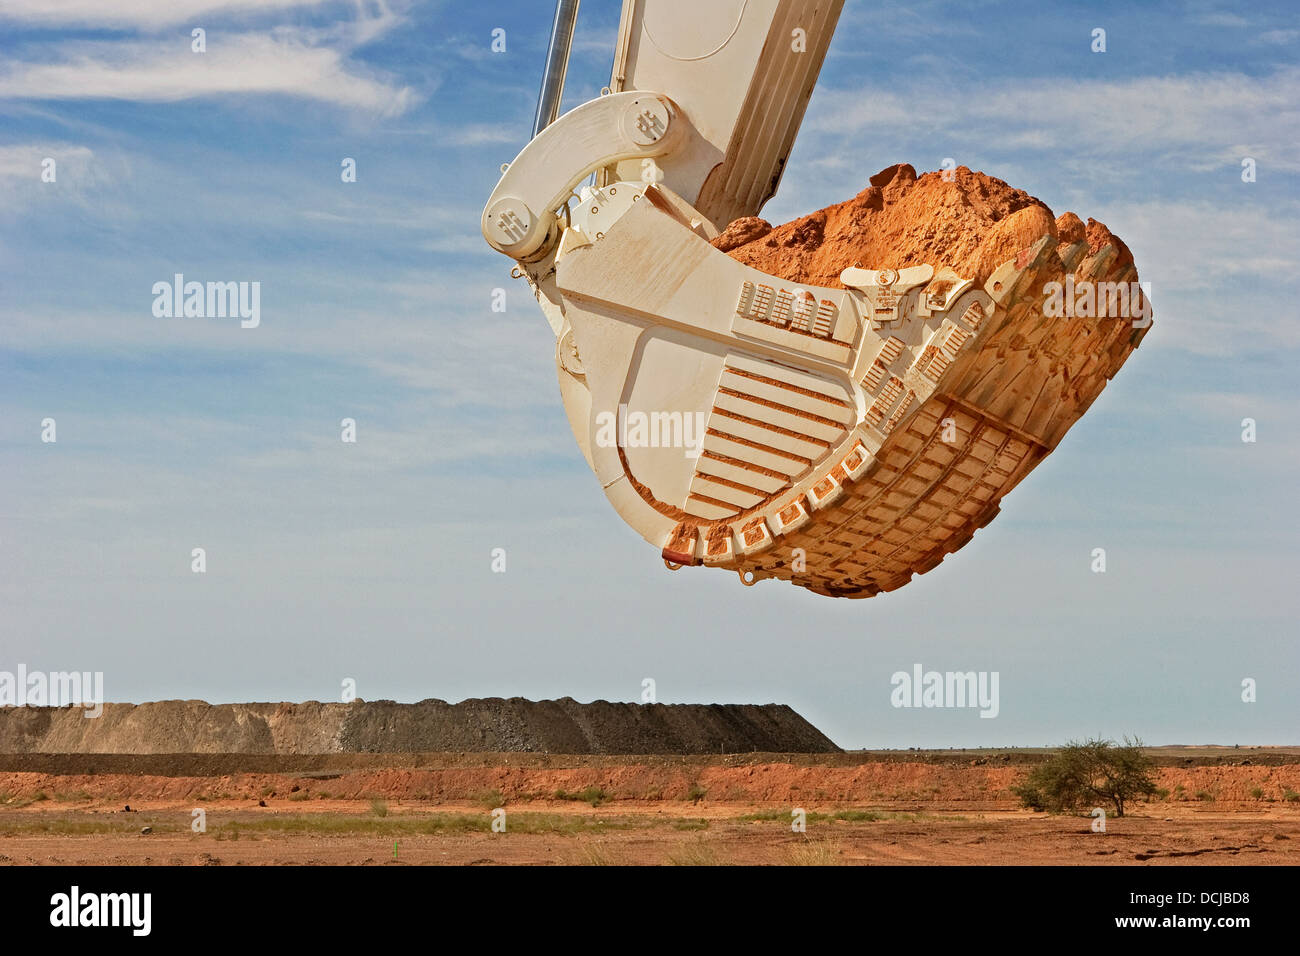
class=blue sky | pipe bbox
[1,0,1297,749]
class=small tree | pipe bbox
[1013,737,1157,817]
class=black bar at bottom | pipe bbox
[2,864,1284,941]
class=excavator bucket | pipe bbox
[480,0,1151,599]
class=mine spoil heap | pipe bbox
[0,698,840,755]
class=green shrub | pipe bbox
[473,788,505,809]
[554,786,608,807]
[1011,737,1157,817]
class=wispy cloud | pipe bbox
[0,0,346,30]
[0,141,93,183]
[441,123,521,147]
[0,2,416,113]
[0,141,129,215]
[1256,28,1300,45]
[1102,197,1300,354]
[0,32,415,113]
[1193,11,1251,28]
[1110,198,1300,289]
[808,66,1300,173]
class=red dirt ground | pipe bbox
[2,750,1296,865]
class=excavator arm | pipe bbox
[602,0,843,228]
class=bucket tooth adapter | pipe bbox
[481,0,1152,599]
